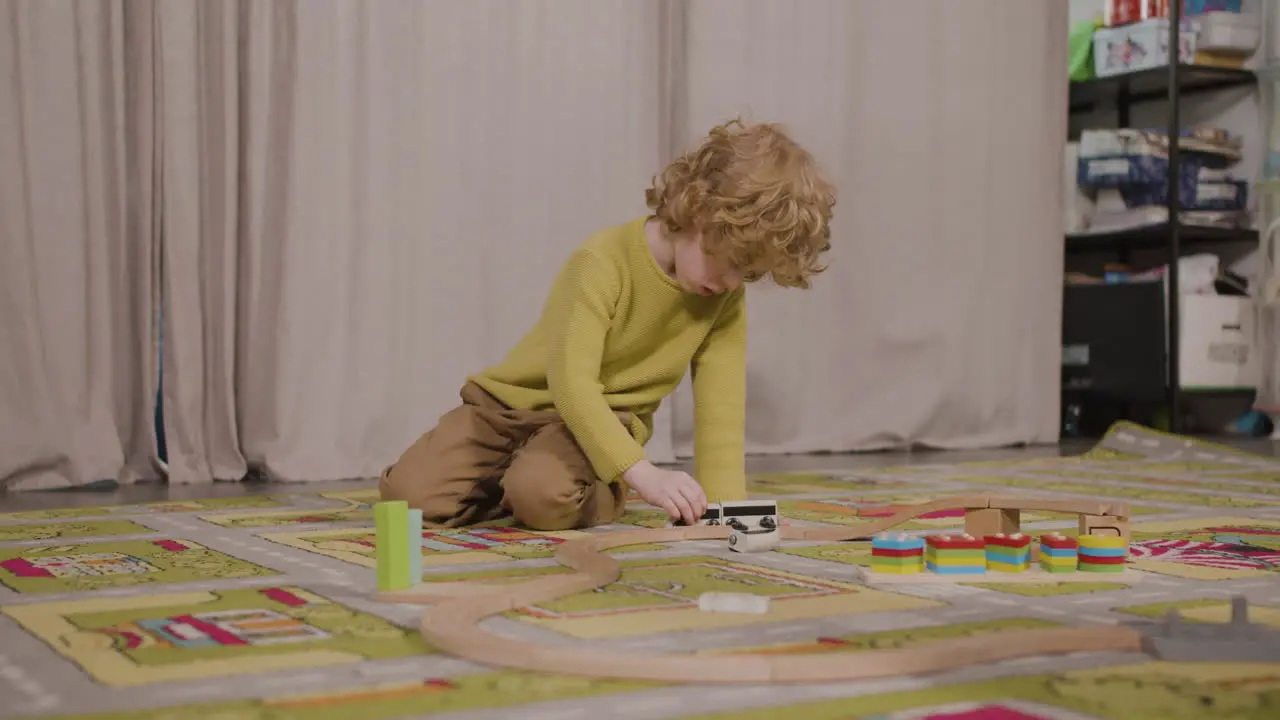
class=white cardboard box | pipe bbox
[1094,18,1196,78]
[1196,11,1261,55]
[1176,293,1260,389]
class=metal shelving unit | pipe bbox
[1066,0,1259,433]
[1066,224,1257,254]
[1255,58,1280,425]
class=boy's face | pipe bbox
[674,232,744,296]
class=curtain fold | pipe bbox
[3,0,1071,491]
[0,0,158,491]
[670,0,1068,456]
[157,0,672,484]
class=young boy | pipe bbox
[379,119,835,530]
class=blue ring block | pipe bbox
[987,554,1030,565]
[1039,546,1079,558]
[987,551,1031,561]
[1078,546,1127,558]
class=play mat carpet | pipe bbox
[1,422,1279,720]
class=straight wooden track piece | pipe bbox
[796,494,993,542]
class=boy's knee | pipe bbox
[378,464,423,507]
[500,424,625,530]
[501,472,583,531]
[502,464,625,531]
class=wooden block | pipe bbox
[406,509,423,586]
[1104,501,1133,517]
[1079,513,1130,540]
[374,501,411,592]
[964,507,1020,536]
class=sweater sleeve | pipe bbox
[689,286,748,502]
[545,248,648,483]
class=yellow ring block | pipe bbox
[1078,534,1127,550]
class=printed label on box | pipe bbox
[1207,342,1249,365]
[1089,158,1132,177]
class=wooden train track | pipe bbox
[378,494,1144,684]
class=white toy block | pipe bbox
[697,591,771,614]
[728,528,780,553]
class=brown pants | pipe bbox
[379,382,629,530]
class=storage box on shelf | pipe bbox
[1196,11,1261,57]
[1063,279,1259,397]
[1073,127,1249,235]
[1093,7,1260,79]
[1104,0,1244,29]
[1105,0,1244,27]
[1175,291,1260,390]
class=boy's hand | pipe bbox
[622,460,707,526]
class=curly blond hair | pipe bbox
[645,119,835,288]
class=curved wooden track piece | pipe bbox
[403,495,1144,683]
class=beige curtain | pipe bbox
[156,0,674,484]
[3,0,1069,490]
[670,0,1069,456]
[0,0,158,491]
